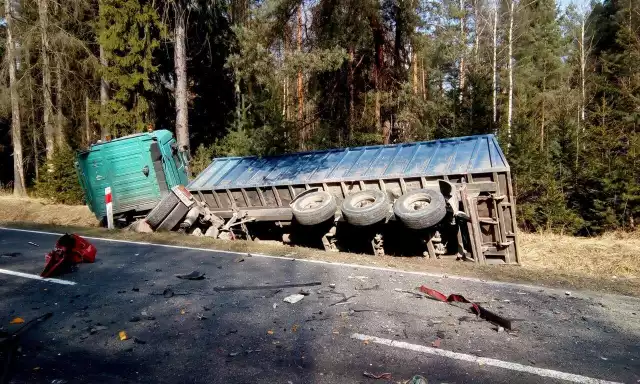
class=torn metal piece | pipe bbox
[363,371,392,380]
[419,286,514,330]
[175,271,205,280]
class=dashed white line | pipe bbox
[0,268,76,285]
[351,333,622,384]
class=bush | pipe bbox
[35,146,85,205]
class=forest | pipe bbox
[0,0,638,235]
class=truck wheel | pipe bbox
[291,191,337,226]
[341,189,390,226]
[146,192,180,229]
[393,189,447,229]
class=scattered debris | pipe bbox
[133,337,146,344]
[298,289,311,296]
[395,288,423,298]
[129,316,141,323]
[0,252,21,258]
[118,331,129,341]
[163,289,174,298]
[329,284,336,288]
[273,303,278,309]
[131,287,140,292]
[356,284,380,291]
[228,352,239,357]
[330,294,356,306]
[419,286,514,330]
[363,371,392,380]
[497,326,505,333]
[292,324,299,332]
[10,317,25,324]
[196,313,207,320]
[431,338,441,348]
[175,271,205,280]
[409,375,428,384]
[283,294,305,304]
[213,282,321,292]
[565,291,572,296]
[28,242,39,247]
[234,256,245,263]
[226,329,238,335]
[267,330,274,335]
[41,234,96,278]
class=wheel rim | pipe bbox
[300,195,328,211]
[354,196,376,209]
[405,194,431,212]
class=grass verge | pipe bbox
[1,196,638,297]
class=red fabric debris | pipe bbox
[41,234,96,278]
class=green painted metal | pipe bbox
[76,130,189,221]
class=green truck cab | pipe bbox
[76,130,189,223]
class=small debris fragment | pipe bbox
[163,289,174,298]
[283,294,305,304]
[118,331,129,341]
[267,330,274,335]
[329,284,336,288]
[197,313,207,320]
[363,371,392,380]
[175,271,205,280]
[10,317,25,324]
[431,338,441,348]
[497,326,504,333]
[298,289,311,296]
[292,324,299,332]
[234,256,245,263]
[228,352,239,357]
[1,252,21,258]
[273,303,278,309]
[226,329,238,335]
[565,291,572,296]
[129,316,141,323]
[133,337,146,344]
[28,242,39,247]
[132,287,139,292]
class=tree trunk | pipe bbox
[175,7,190,156]
[541,74,545,151]
[458,0,466,103]
[507,0,515,149]
[580,17,585,127]
[421,58,427,100]
[412,51,418,95]
[6,0,26,196]
[348,47,355,143]
[492,2,498,130]
[85,94,91,146]
[297,5,305,150]
[99,44,109,139]
[474,0,480,63]
[39,0,54,160]
[55,55,65,147]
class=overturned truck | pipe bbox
[145,134,519,264]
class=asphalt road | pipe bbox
[0,227,638,384]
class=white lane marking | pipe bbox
[0,268,76,285]
[0,227,626,297]
[351,333,621,384]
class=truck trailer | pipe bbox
[143,134,519,264]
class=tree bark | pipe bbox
[580,17,585,126]
[6,0,26,196]
[421,57,427,100]
[55,55,65,147]
[39,0,55,160]
[507,0,515,149]
[492,1,498,131]
[541,73,545,151]
[99,44,109,139]
[297,5,305,150]
[175,6,190,156]
[473,0,480,63]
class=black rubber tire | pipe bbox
[341,189,390,226]
[291,191,337,226]
[393,189,447,229]
[146,192,180,229]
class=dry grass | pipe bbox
[0,197,639,296]
[520,232,640,279]
[0,196,98,227]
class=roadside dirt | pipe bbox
[1,196,638,296]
